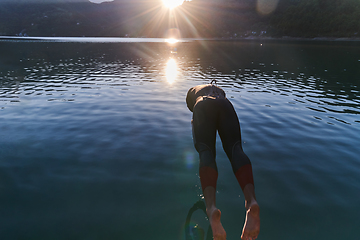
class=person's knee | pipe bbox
[195,142,217,170]
[230,141,251,173]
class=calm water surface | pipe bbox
[0,38,359,240]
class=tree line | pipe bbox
[0,0,359,38]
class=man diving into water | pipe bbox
[186,82,260,240]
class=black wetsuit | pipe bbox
[186,84,253,191]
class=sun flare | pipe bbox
[165,38,179,44]
[162,0,184,9]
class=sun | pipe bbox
[162,0,184,9]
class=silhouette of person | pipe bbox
[186,82,260,240]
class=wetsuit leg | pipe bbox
[217,99,254,190]
[192,99,218,191]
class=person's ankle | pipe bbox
[245,199,259,211]
[206,205,217,216]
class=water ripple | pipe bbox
[1,40,360,240]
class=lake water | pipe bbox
[1,38,359,240]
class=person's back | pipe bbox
[186,84,226,112]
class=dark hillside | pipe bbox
[0,0,359,38]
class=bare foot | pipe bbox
[207,207,227,240]
[241,201,260,240]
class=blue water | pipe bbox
[1,38,359,240]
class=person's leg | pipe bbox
[192,100,226,240]
[203,186,226,240]
[241,184,260,240]
[217,99,260,240]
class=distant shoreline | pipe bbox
[210,36,360,43]
[1,35,360,43]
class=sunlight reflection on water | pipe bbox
[165,58,178,84]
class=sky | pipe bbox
[88,0,113,3]
[0,0,114,3]
[0,0,190,3]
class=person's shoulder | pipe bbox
[214,85,223,90]
[193,84,211,92]
[187,84,206,94]
[186,86,195,97]
[213,85,226,97]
